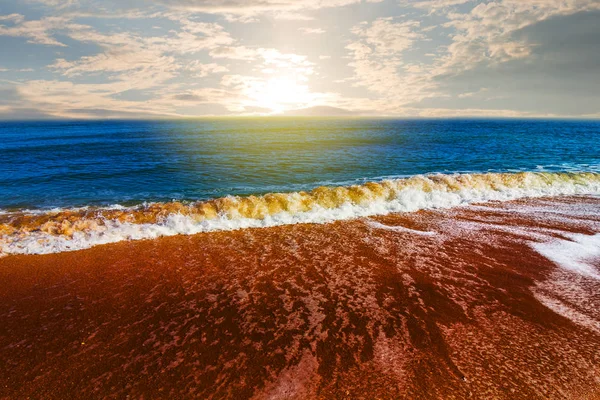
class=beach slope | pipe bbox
[2,196,600,399]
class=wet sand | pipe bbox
[1,196,600,399]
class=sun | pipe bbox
[250,75,315,113]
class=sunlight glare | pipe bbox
[251,76,314,113]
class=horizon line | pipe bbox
[1,115,600,122]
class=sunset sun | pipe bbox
[251,75,315,113]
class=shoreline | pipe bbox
[2,196,600,399]
[2,171,600,256]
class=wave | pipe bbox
[1,171,600,255]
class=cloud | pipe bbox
[44,15,236,95]
[167,87,241,108]
[351,18,422,55]
[25,0,79,8]
[184,61,229,78]
[0,15,88,46]
[345,18,436,108]
[210,46,315,76]
[7,79,185,119]
[299,27,326,34]
[354,0,600,117]
[209,46,260,61]
[150,0,383,17]
[405,106,553,118]
[283,105,358,116]
[51,49,175,77]
[0,67,35,72]
[341,2,600,116]
[172,93,205,102]
[0,14,25,24]
[422,9,600,116]
[0,12,241,118]
[27,0,384,19]
[436,0,600,76]
[457,88,488,99]
[403,0,473,12]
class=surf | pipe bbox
[1,171,599,255]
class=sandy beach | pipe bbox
[2,196,600,399]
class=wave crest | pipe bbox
[2,171,599,255]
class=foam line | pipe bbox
[531,233,600,280]
[1,171,600,255]
[365,220,436,236]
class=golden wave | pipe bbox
[1,172,599,238]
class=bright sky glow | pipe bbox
[0,0,599,119]
[251,77,314,112]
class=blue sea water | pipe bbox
[0,118,599,210]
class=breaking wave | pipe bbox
[1,171,600,255]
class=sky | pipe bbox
[0,0,599,119]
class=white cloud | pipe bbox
[10,79,178,118]
[184,61,229,78]
[351,18,422,55]
[345,18,436,107]
[0,15,88,46]
[457,87,488,98]
[3,12,237,116]
[45,15,237,94]
[404,0,473,11]
[151,0,383,18]
[210,46,315,75]
[0,14,25,23]
[25,0,79,8]
[299,27,326,34]
[28,0,383,20]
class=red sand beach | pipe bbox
[2,196,600,399]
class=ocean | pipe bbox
[2,118,600,398]
[1,118,599,254]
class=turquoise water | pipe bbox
[1,118,599,210]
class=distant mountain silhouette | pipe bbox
[282,105,358,116]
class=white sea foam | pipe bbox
[531,232,600,334]
[531,233,600,280]
[366,220,436,236]
[2,171,600,255]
